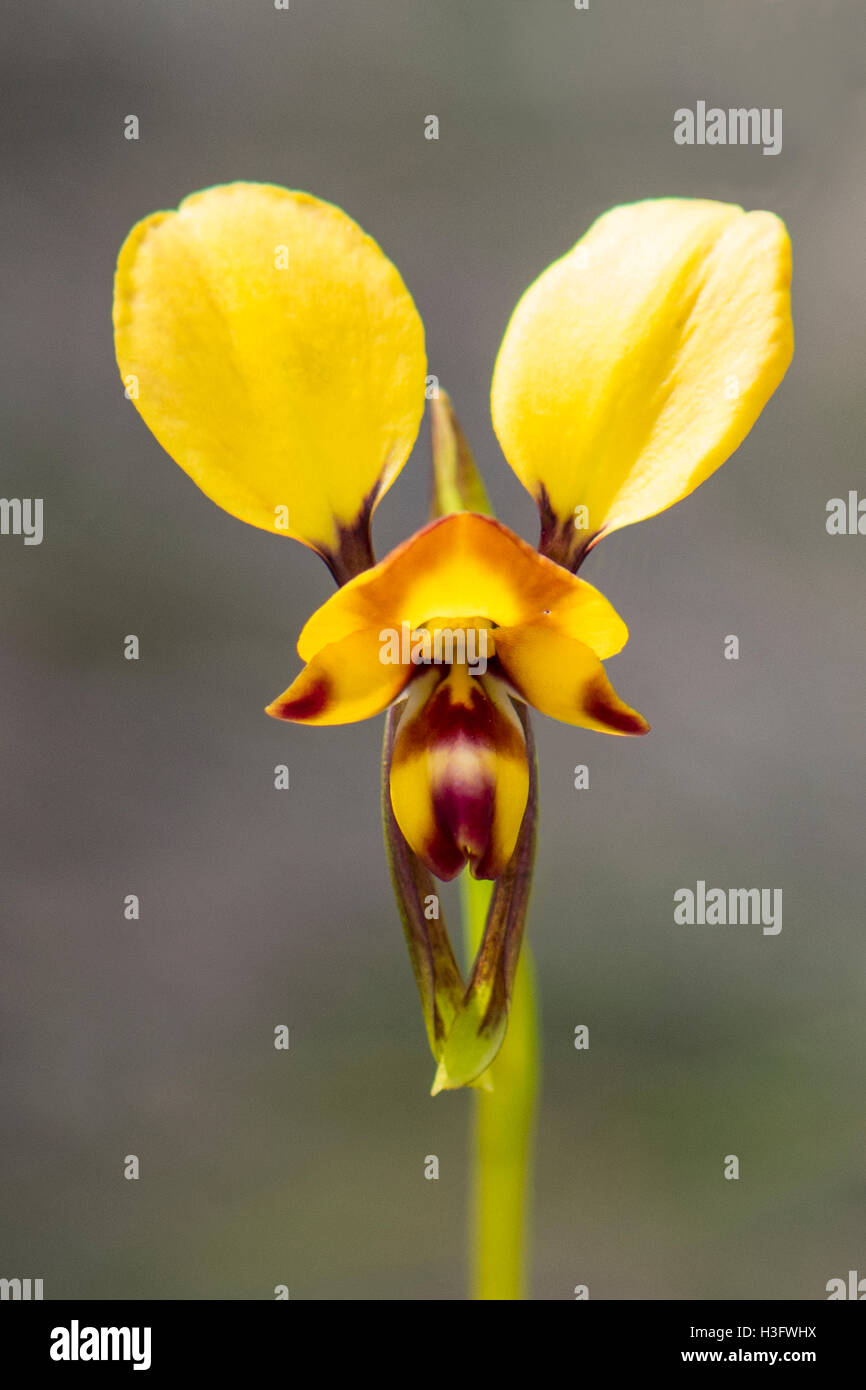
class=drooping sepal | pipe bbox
[382,706,466,1059]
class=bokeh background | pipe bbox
[2,0,864,1300]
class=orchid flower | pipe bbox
[113,185,792,1099]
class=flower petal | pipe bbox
[113,183,426,574]
[297,512,629,662]
[494,619,650,735]
[491,198,793,567]
[266,627,412,726]
[389,668,530,881]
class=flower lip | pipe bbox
[389,666,530,882]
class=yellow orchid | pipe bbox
[113,184,792,1096]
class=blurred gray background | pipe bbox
[1,0,864,1299]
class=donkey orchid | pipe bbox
[113,184,792,1091]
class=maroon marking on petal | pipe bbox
[434,762,495,866]
[392,674,528,880]
[585,683,650,735]
[270,677,330,721]
[319,489,377,586]
[397,680,524,761]
[537,483,605,573]
[419,825,470,882]
[472,841,502,882]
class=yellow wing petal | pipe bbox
[491,198,793,567]
[114,183,426,573]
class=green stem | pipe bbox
[460,870,538,1301]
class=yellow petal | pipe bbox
[113,183,426,573]
[296,512,629,663]
[491,198,793,566]
[494,619,650,735]
[266,627,412,726]
[389,669,529,881]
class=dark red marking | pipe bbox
[585,684,650,735]
[271,677,330,721]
